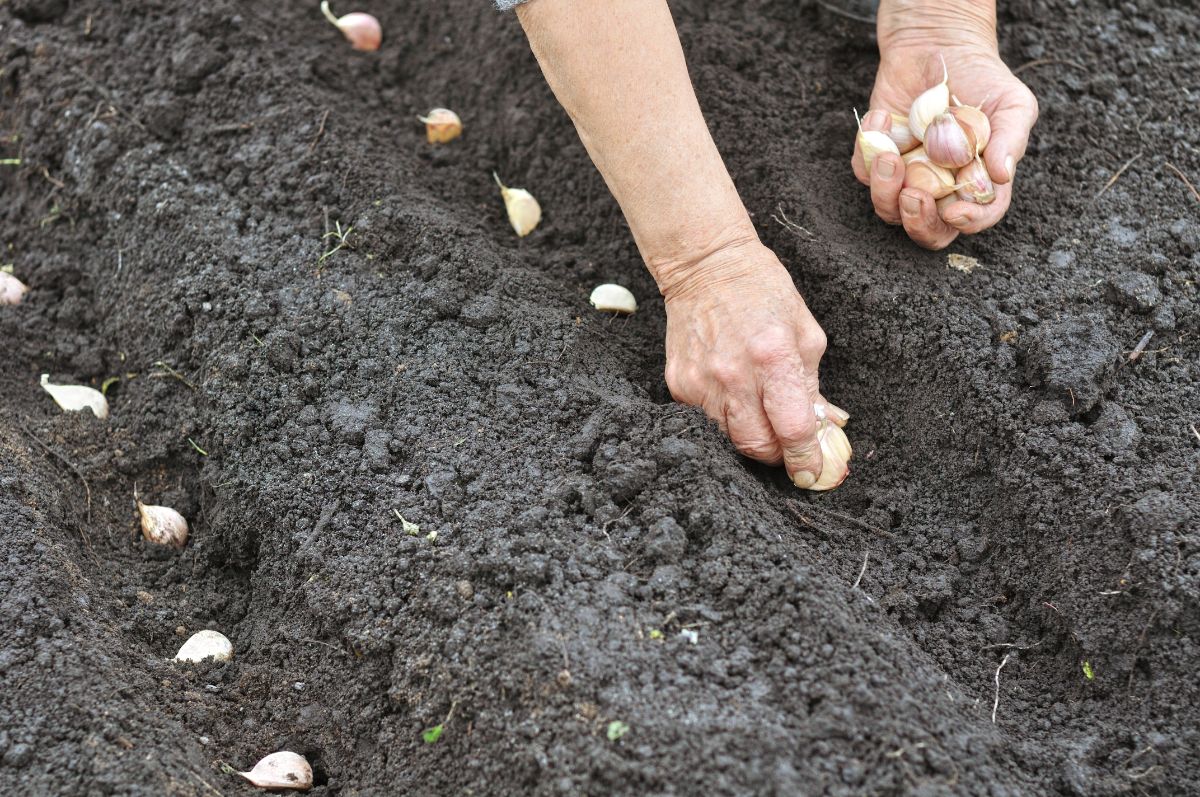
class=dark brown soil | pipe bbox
[2,1,1198,794]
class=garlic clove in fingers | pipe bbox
[589,283,637,314]
[908,55,950,142]
[810,412,853,492]
[239,751,313,792]
[886,113,920,153]
[854,109,900,174]
[174,630,233,663]
[493,172,541,237]
[923,112,977,169]
[902,147,958,199]
[955,156,996,204]
[40,374,109,419]
[137,500,189,548]
[948,101,991,153]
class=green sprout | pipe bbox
[318,220,354,265]
[1082,661,1095,680]
[606,721,630,742]
[648,629,663,640]
[422,724,444,744]
[393,510,420,536]
[0,158,20,166]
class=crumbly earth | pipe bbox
[1,1,1197,795]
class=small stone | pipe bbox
[136,590,154,604]
[175,625,187,636]
[1106,272,1161,313]
[455,580,474,601]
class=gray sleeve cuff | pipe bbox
[495,0,528,9]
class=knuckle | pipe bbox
[708,359,741,388]
[745,327,794,367]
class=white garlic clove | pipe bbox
[419,108,463,144]
[923,113,976,169]
[955,157,996,204]
[589,283,637,315]
[493,173,541,237]
[886,113,920,154]
[901,147,957,199]
[810,414,853,492]
[174,630,233,663]
[320,1,381,51]
[40,374,109,419]
[907,56,950,142]
[853,109,899,175]
[0,271,29,305]
[948,103,991,153]
[137,500,189,548]
[239,751,314,792]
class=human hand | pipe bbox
[657,238,849,489]
[851,3,1038,249]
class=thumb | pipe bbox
[760,358,823,489]
[983,90,1038,185]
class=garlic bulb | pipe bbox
[887,113,920,154]
[908,56,950,142]
[174,630,233,663]
[811,408,853,491]
[949,101,991,153]
[137,500,189,548]
[901,147,957,199]
[419,108,463,144]
[589,283,637,314]
[493,173,541,237]
[955,157,996,204]
[923,112,977,169]
[854,109,899,174]
[0,271,28,305]
[320,0,381,51]
[40,374,109,419]
[239,751,313,792]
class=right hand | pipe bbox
[657,238,848,489]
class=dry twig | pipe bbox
[991,653,1011,724]
[1163,161,1200,204]
[1095,152,1143,199]
[1013,57,1086,75]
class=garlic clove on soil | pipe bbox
[955,156,996,204]
[901,147,957,199]
[174,629,233,663]
[239,751,313,792]
[418,108,463,144]
[589,283,637,315]
[854,109,900,174]
[0,271,29,305]
[320,0,381,51]
[40,374,109,419]
[908,56,950,142]
[493,172,541,237]
[886,113,920,154]
[137,500,189,548]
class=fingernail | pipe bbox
[900,195,921,216]
[865,109,889,130]
[946,214,968,228]
[876,157,896,179]
[792,470,817,489]
[1005,155,1015,180]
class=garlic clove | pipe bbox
[854,109,900,174]
[809,418,853,491]
[901,148,957,199]
[907,56,950,142]
[948,103,991,153]
[137,500,189,548]
[922,112,976,169]
[40,374,109,419]
[493,173,541,237]
[0,271,29,305]
[418,108,463,144]
[320,1,381,51]
[955,156,996,204]
[887,113,920,154]
[589,283,637,315]
[239,751,313,792]
[174,630,233,663]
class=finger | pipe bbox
[851,109,893,186]
[725,398,784,465]
[759,357,823,488]
[815,393,850,428]
[869,152,905,224]
[899,188,959,250]
[983,89,1038,185]
[939,181,1013,235]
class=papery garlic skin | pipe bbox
[320,1,381,51]
[0,272,29,305]
[908,58,950,142]
[493,173,541,237]
[948,103,991,153]
[589,283,637,314]
[419,108,462,144]
[923,112,976,169]
[137,501,189,548]
[174,630,233,663]
[40,374,109,419]
[955,157,996,204]
[807,407,852,492]
[240,751,314,792]
[855,109,900,174]
[901,147,957,199]
[887,113,920,154]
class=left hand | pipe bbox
[850,5,1038,249]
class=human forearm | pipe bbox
[516,0,755,295]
